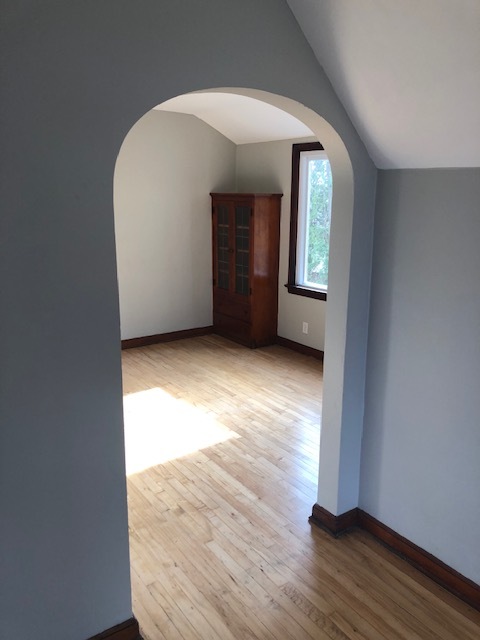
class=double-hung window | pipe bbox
[287,142,332,301]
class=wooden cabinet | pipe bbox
[211,193,282,348]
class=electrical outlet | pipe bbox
[302,322,308,334]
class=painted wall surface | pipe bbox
[1,2,375,638]
[236,138,327,350]
[114,110,236,340]
[117,128,327,350]
[361,169,480,583]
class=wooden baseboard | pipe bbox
[276,336,324,361]
[357,509,480,612]
[309,503,480,611]
[87,617,142,640]
[309,504,358,537]
[121,326,213,350]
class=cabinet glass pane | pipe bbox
[216,205,229,289]
[235,206,250,295]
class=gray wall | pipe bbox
[116,127,328,349]
[361,169,480,583]
[1,1,374,638]
[114,110,236,340]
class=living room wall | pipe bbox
[361,168,480,584]
[114,109,236,340]
[115,114,326,351]
[2,2,374,638]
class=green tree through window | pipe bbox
[305,156,332,288]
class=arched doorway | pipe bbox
[2,4,377,637]
[114,87,358,518]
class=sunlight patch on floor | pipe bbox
[123,387,240,475]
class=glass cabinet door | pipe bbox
[216,204,230,290]
[234,205,250,296]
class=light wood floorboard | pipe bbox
[122,334,480,640]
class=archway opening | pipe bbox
[113,87,354,506]
[113,86,356,635]
[114,85,355,503]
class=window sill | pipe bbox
[285,283,327,301]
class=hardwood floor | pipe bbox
[122,335,480,640]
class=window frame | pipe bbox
[286,141,329,301]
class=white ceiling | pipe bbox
[286,0,480,168]
[155,92,314,145]
[155,2,480,169]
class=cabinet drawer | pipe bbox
[214,296,251,323]
[213,312,251,345]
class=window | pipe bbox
[287,142,332,301]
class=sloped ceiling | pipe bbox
[154,2,479,169]
[155,92,314,144]
[287,0,480,168]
